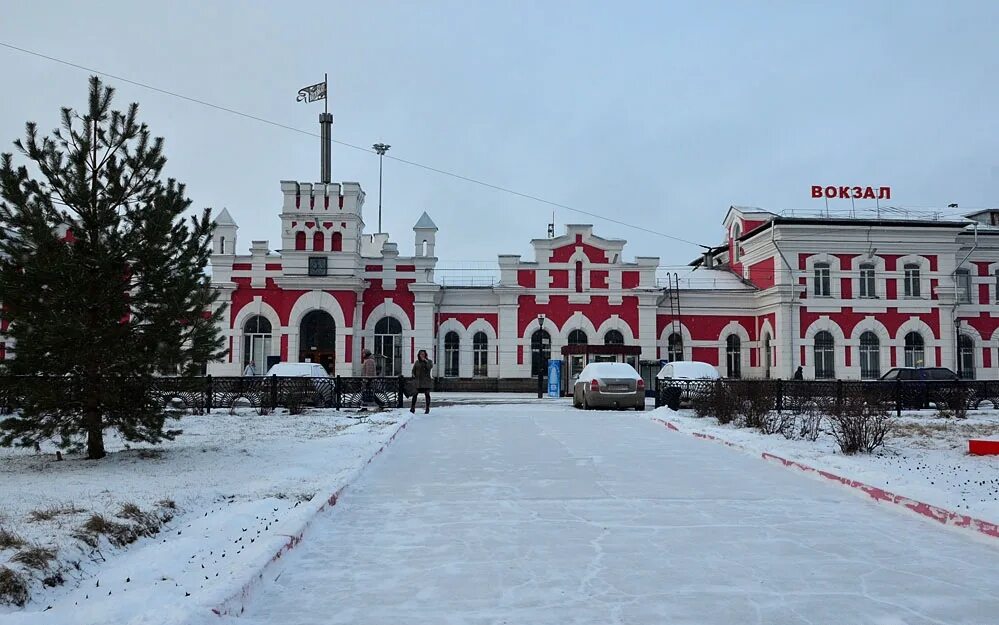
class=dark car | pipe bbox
[880,367,963,410]
[880,367,958,381]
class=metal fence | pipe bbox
[654,378,999,416]
[0,375,406,414]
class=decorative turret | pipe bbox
[212,208,237,255]
[414,212,438,258]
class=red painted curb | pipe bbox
[211,419,410,617]
[761,452,999,539]
[654,418,999,541]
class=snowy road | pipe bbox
[235,404,998,625]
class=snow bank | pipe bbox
[0,407,410,624]
[650,407,999,525]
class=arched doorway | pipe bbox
[299,310,336,373]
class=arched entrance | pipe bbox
[299,310,336,373]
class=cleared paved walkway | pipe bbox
[238,404,998,624]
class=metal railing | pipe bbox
[654,377,999,417]
[0,375,406,414]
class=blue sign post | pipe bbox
[547,359,562,398]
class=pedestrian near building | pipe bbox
[361,349,384,410]
[793,365,803,380]
[410,349,433,414]
[243,361,256,377]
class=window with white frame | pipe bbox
[903,332,925,368]
[955,269,972,303]
[373,317,402,376]
[903,264,921,297]
[725,335,742,379]
[242,316,272,374]
[814,331,835,379]
[472,331,488,377]
[859,264,876,298]
[667,333,684,362]
[814,263,831,297]
[859,331,880,379]
[444,331,460,377]
[958,334,975,379]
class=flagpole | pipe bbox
[324,73,328,115]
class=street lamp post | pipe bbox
[372,143,391,233]
[537,314,546,398]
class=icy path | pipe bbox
[234,404,998,625]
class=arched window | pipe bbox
[473,332,488,377]
[331,231,343,252]
[958,334,975,379]
[604,330,624,345]
[242,315,272,374]
[530,330,551,377]
[903,332,924,368]
[444,331,460,377]
[814,331,835,379]
[667,333,684,362]
[725,335,742,379]
[732,223,741,262]
[859,331,880,379]
[568,329,588,345]
[574,261,583,293]
[313,231,324,252]
[374,317,403,376]
[219,236,226,255]
[763,334,772,379]
[295,231,307,251]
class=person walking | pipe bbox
[243,360,256,377]
[410,349,433,414]
[360,349,383,410]
[793,365,804,380]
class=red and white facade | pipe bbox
[208,176,999,381]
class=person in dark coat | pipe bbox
[410,349,433,414]
[793,365,804,380]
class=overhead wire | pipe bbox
[0,40,705,248]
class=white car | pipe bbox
[572,362,645,411]
[265,362,332,406]
[265,362,329,377]
[656,361,720,381]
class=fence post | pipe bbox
[775,378,783,412]
[895,378,902,418]
[270,375,278,409]
[537,372,543,399]
[397,375,405,408]
[205,375,213,412]
[836,379,843,411]
[334,375,342,411]
[654,378,662,408]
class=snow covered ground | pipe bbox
[220,403,999,625]
[0,406,409,623]
[653,407,999,524]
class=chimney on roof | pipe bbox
[702,250,715,269]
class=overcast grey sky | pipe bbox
[3,1,998,267]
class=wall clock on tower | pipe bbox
[308,256,328,277]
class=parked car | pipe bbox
[880,367,958,381]
[572,362,645,411]
[880,366,963,410]
[656,361,720,381]
[265,362,333,406]
[656,361,719,409]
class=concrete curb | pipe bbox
[210,417,411,617]
[652,417,999,541]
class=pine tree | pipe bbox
[0,76,226,459]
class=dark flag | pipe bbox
[296,80,327,103]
